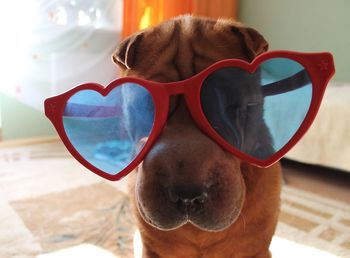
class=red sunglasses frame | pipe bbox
[45,50,335,181]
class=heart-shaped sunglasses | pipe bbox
[45,51,335,181]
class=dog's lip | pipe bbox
[135,191,188,230]
[135,168,246,232]
[188,209,241,232]
[137,195,243,232]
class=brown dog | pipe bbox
[112,15,281,258]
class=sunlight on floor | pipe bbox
[36,231,143,258]
[36,244,119,258]
[271,236,341,258]
[36,232,341,258]
[133,229,143,258]
[134,232,343,258]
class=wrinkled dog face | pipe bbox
[112,16,269,232]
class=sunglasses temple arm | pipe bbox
[262,70,310,96]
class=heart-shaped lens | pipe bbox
[200,58,312,160]
[63,83,155,175]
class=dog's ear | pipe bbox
[112,32,144,70]
[231,25,269,60]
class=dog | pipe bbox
[112,15,281,258]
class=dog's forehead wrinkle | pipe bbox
[130,17,252,81]
[131,21,180,80]
[115,15,261,77]
[169,18,196,80]
[147,18,220,80]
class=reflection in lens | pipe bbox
[261,58,312,152]
[200,58,312,160]
[63,83,155,175]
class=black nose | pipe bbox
[168,185,208,212]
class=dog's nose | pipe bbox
[168,185,208,212]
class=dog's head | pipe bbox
[112,16,272,232]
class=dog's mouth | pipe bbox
[135,173,246,232]
[136,191,244,232]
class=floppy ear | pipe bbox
[111,32,144,70]
[231,26,269,60]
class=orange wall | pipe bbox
[122,0,238,37]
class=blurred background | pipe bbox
[0,1,349,258]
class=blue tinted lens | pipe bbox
[201,58,312,160]
[63,83,155,175]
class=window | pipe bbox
[0,0,123,112]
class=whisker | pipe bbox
[239,212,247,233]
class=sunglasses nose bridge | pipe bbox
[164,79,191,96]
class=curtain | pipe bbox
[0,0,123,112]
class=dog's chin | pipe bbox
[136,198,243,232]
